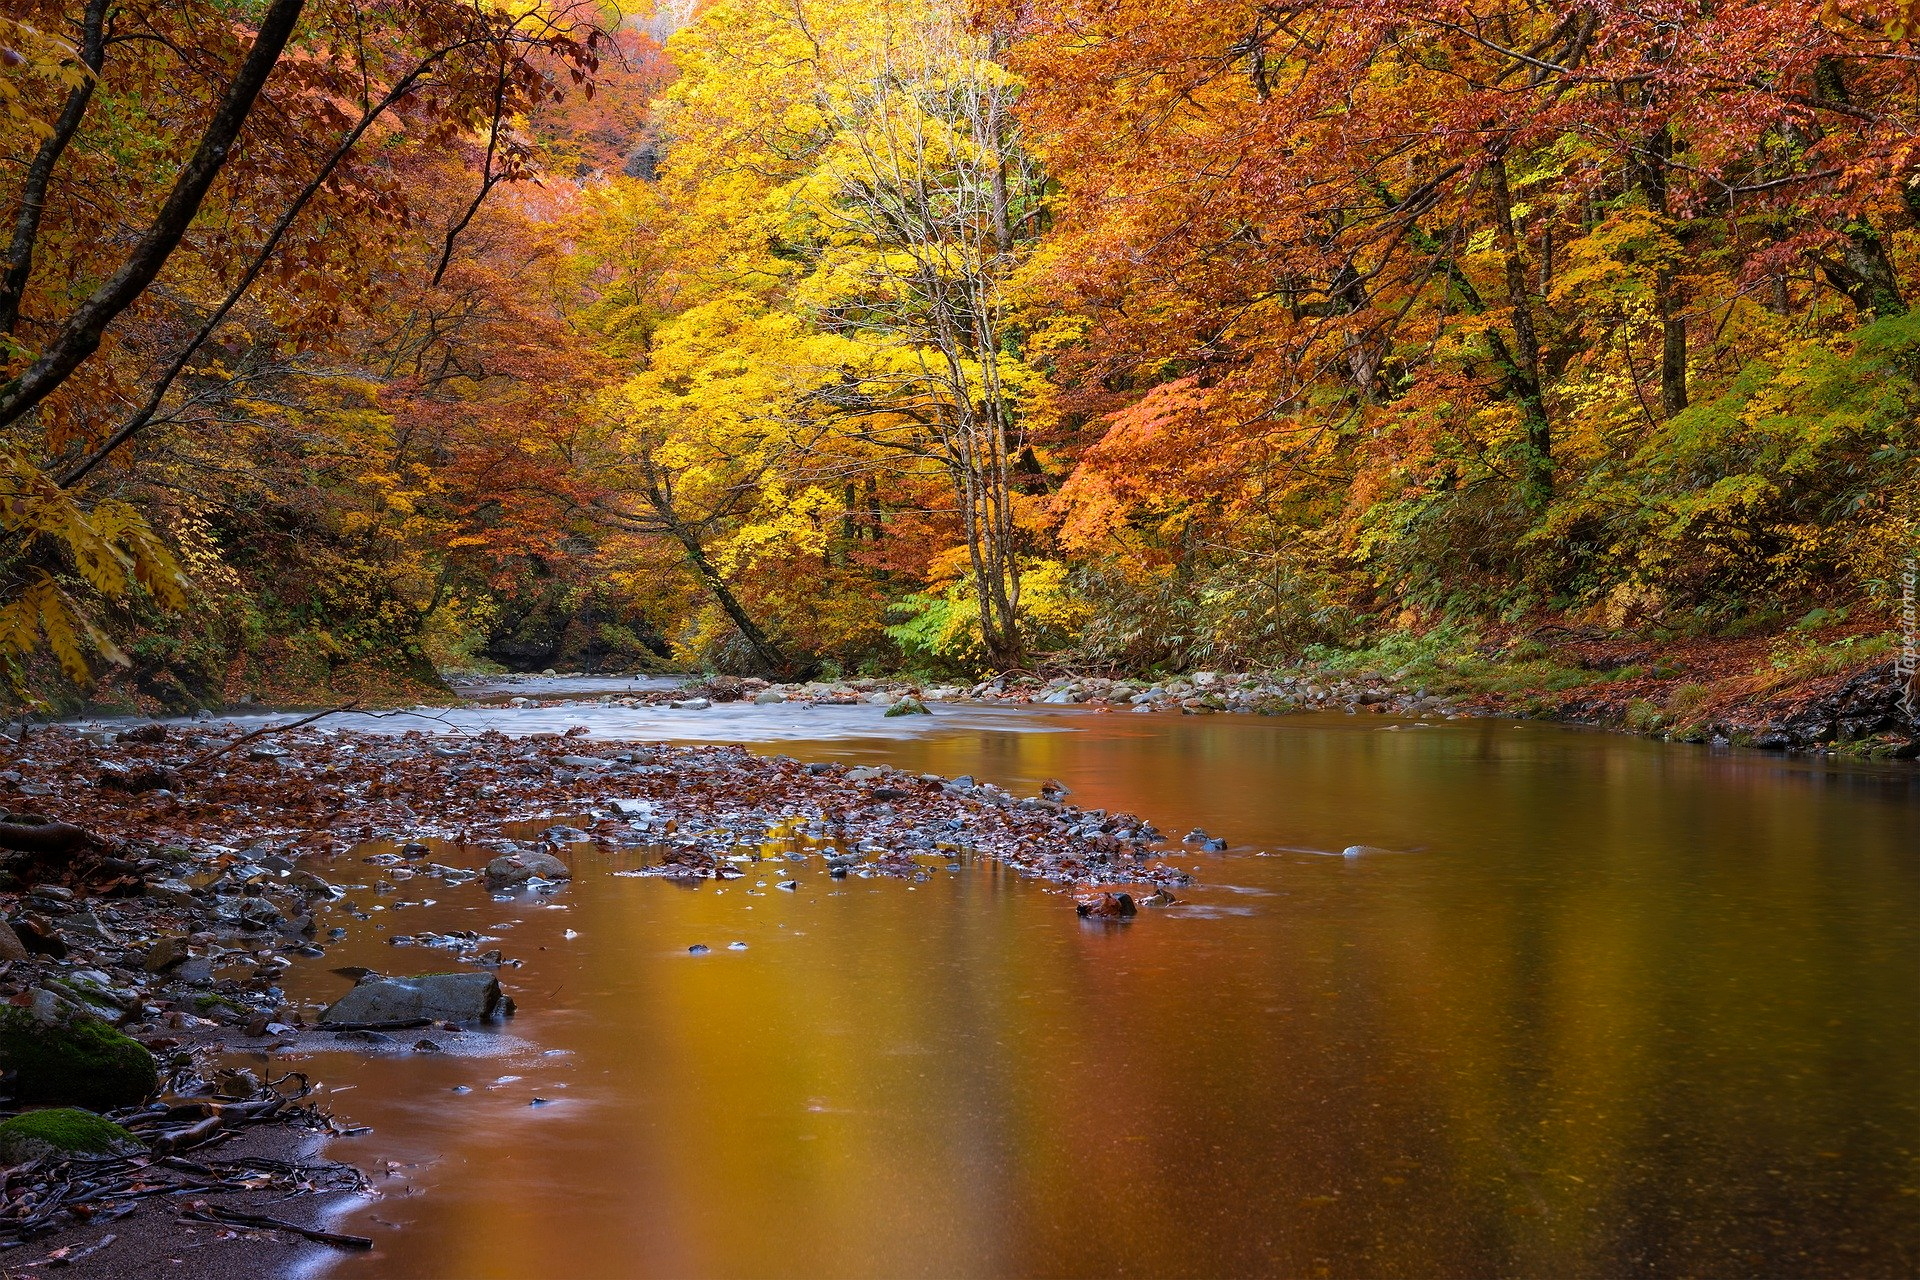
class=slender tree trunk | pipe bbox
[1487,155,1553,505]
[1635,125,1689,417]
[0,0,110,338]
[0,0,309,430]
[668,522,795,676]
[1810,58,1907,319]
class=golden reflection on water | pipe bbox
[286,713,1919,1279]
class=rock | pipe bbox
[0,1006,158,1110]
[321,971,503,1025]
[0,918,27,963]
[484,848,571,890]
[96,763,182,793]
[752,690,787,704]
[0,1109,145,1165]
[884,697,930,717]
[670,698,712,710]
[143,935,190,972]
[1341,845,1393,857]
[174,958,214,984]
[146,878,198,907]
[288,870,338,899]
[609,798,656,818]
[120,722,169,744]
[10,915,67,958]
[1074,891,1137,919]
[688,944,710,955]
[556,755,607,769]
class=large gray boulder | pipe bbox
[484,848,571,890]
[321,972,503,1026]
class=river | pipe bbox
[240,683,1917,1278]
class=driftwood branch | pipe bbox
[183,703,359,770]
[0,819,98,854]
[181,1205,372,1250]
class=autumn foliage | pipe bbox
[0,0,1914,699]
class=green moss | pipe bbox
[0,1109,142,1163]
[0,1008,158,1110]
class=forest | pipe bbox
[1,0,1916,706]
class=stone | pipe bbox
[752,690,787,704]
[143,935,190,972]
[1074,891,1137,919]
[884,697,931,717]
[321,971,504,1025]
[0,1109,145,1164]
[484,848,572,890]
[0,918,27,963]
[670,698,712,710]
[11,916,67,958]
[146,879,198,908]
[174,958,214,984]
[0,1006,158,1110]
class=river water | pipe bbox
[255,686,1917,1278]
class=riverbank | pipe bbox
[0,717,1200,1266]
[476,641,1915,762]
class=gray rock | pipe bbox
[322,971,503,1025]
[484,849,571,889]
[753,689,787,704]
[174,958,214,984]
[144,935,190,972]
[670,698,712,710]
[884,697,930,717]
[147,879,198,908]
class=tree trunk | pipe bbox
[0,0,310,430]
[659,514,796,677]
[1487,155,1553,506]
[0,0,110,338]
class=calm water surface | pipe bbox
[277,705,1918,1279]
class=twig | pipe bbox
[181,1206,372,1250]
[35,1230,115,1267]
[183,704,360,770]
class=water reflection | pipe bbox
[285,711,1917,1278]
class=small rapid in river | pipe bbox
[174,678,1916,1279]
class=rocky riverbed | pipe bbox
[0,716,1205,1268]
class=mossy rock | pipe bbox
[0,1007,158,1110]
[0,1108,144,1164]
